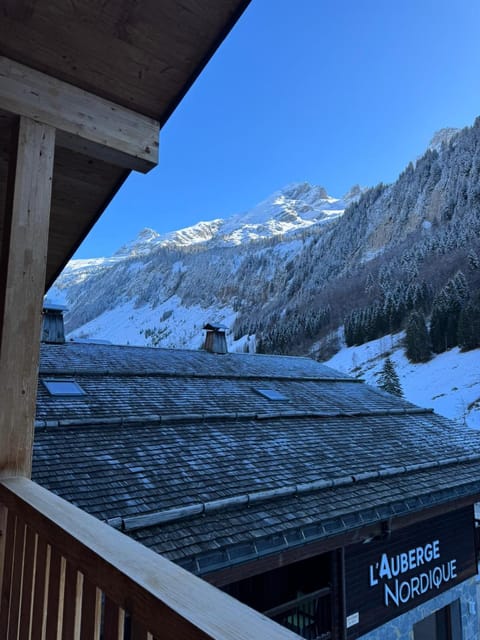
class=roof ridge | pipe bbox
[110,453,480,533]
[34,407,434,430]
[38,370,361,382]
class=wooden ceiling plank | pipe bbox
[53,147,122,185]
[0,57,160,173]
[0,14,177,119]
[39,0,223,51]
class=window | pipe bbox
[42,379,86,396]
[255,388,289,401]
[413,600,462,640]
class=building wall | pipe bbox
[359,577,478,640]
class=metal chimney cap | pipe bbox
[203,323,228,354]
[203,323,228,332]
[43,301,67,312]
[42,301,66,343]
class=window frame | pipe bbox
[42,379,87,397]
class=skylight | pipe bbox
[255,388,289,401]
[42,379,86,396]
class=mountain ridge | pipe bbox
[108,181,365,257]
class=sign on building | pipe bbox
[344,507,476,638]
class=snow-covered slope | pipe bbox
[66,297,240,351]
[326,332,480,430]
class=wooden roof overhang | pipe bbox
[0,0,251,287]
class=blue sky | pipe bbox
[76,0,480,258]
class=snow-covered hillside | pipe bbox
[326,332,480,430]
[65,297,243,351]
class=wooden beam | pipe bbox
[0,116,55,477]
[0,505,7,608]
[0,57,159,173]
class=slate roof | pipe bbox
[39,342,342,378]
[33,342,480,575]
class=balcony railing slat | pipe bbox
[8,513,26,640]
[19,526,37,639]
[0,478,301,640]
[31,535,48,640]
[46,546,63,640]
[103,595,125,640]
[1,511,16,638]
[62,562,81,639]
[80,576,102,640]
[0,505,7,594]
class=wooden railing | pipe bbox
[0,477,300,640]
[264,587,331,640]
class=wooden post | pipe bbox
[0,505,7,611]
[0,116,55,478]
[330,548,347,640]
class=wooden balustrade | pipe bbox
[264,588,332,640]
[0,477,300,640]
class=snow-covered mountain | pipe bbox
[49,180,363,343]
[111,182,362,254]
[50,181,354,347]
[50,118,480,427]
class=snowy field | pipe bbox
[326,332,480,429]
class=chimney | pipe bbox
[42,302,66,344]
[203,323,228,354]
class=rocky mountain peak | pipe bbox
[343,184,363,201]
[280,182,328,201]
[114,227,160,257]
[428,127,460,152]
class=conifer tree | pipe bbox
[429,299,448,353]
[405,311,431,363]
[376,357,403,397]
[458,296,480,351]
[451,270,469,302]
[429,275,468,353]
[467,249,480,271]
[365,273,376,295]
